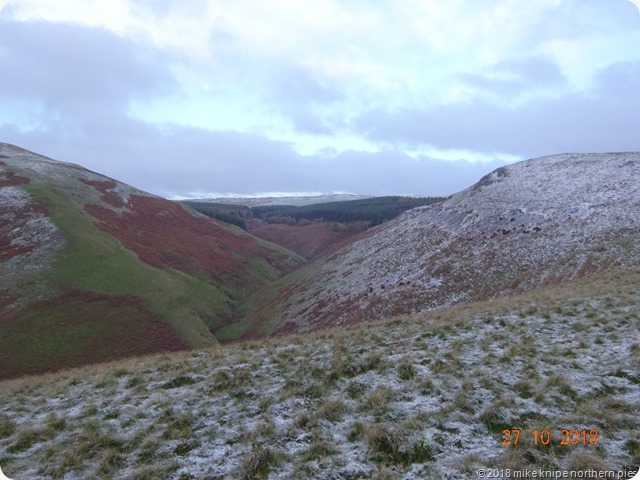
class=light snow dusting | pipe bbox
[261,153,640,333]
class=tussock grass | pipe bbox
[240,445,279,479]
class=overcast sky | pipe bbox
[1,0,639,198]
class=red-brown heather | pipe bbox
[246,218,363,260]
[84,195,267,287]
[0,289,189,379]
[79,178,127,208]
[0,170,30,188]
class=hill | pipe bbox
[0,143,303,379]
[244,218,366,260]
[187,193,373,207]
[0,265,637,478]
[178,201,252,230]
[235,153,640,338]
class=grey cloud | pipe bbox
[0,13,534,198]
[457,57,566,96]
[354,60,640,158]
[0,19,176,113]
[273,65,342,104]
[1,114,499,198]
[266,65,343,134]
[301,150,507,196]
[0,16,182,174]
[594,61,640,99]
[0,115,311,196]
[6,7,636,201]
[0,18,351,196]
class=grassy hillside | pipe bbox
[0,144,303,379]
[0,266,637,479]
[29,181,224,339]
[1,180,221,379]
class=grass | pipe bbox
[215,321,253,342]
[0,295,188,379]
[161,375,199,389]
[1,164,304,379]
[364,424,438,465]
[361,385,395,415]
[0,415,16,438]
[0,267,638,478]
[0,181,222,380]
[240,445,279,479]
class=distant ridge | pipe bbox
[187,193,373,207]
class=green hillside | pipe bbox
[0,144,303,379]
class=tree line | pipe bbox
[183,196,446,231]
[252,196,445,226]
[181,201,251,230]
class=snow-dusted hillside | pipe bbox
[245,153,640,335]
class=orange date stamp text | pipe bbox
[502,428,599,446]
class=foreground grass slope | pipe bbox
[1,267,638,479]
[0,143,303,379]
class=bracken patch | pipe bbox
[83,194,297,288]
[0,289,189,380]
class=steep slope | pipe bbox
[0,143,303,379]
[239,153,640,337]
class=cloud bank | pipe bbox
[1,0,639,198]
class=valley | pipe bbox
[0,143,303,379]
[1,143,639,478]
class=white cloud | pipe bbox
[628,0,640,14]
[6,0,637,106]
[3,0,134,31]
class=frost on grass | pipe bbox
[0,269,639,479]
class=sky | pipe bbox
[1,0,639,198]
